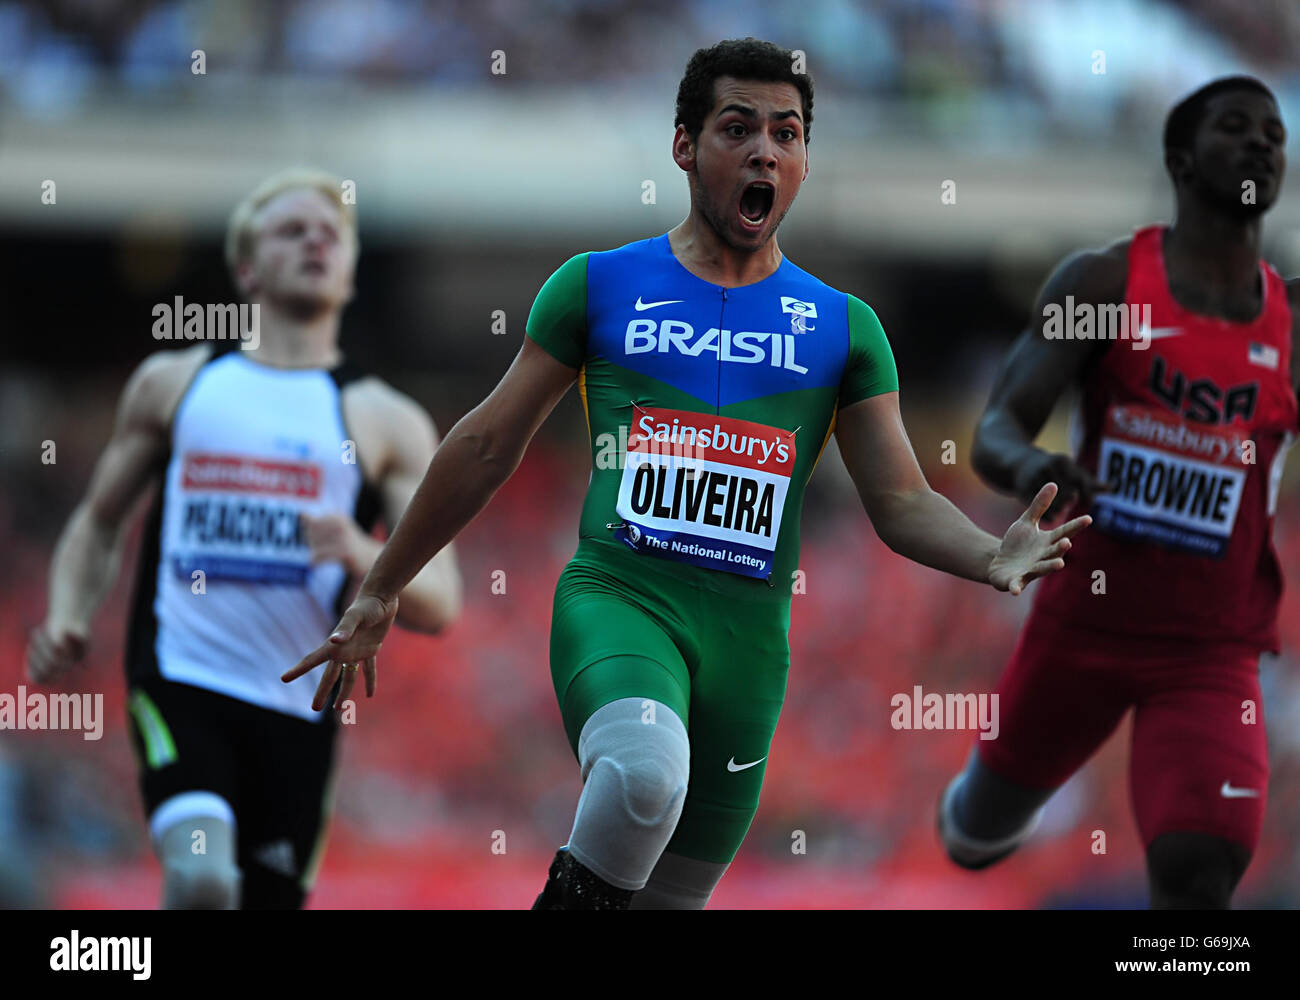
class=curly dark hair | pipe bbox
[675,38,814,145]
[1163,75,1277,176]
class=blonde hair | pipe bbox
[224,168,358,276]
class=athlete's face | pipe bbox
[676,77,810,252]
[238,189,356,316]
[1180,91,1286,217]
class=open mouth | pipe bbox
[738,181,775,228]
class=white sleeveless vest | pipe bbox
[127,351,380,719]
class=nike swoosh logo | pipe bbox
[727,756,766,772]
[1134,326,1183,340]
[1220,781,1260,799]
[634,297,684,311]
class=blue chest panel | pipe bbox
[585,235,849,408]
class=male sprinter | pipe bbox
[286,39,1088,910]
[939,77,1298,908]
[26,169,462,908]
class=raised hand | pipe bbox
[988,482,1091,596]
[281,593,398,712]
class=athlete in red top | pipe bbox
[938,76,1299,908]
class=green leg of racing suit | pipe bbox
[550,538,792,866]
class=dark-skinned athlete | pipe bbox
[939,76,1298,909]
[286,38,1089,910]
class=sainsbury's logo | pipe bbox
[182,453,321,498]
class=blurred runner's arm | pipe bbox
[972,247,1126,517]
[308,384,465,633]
[27,347,206,683]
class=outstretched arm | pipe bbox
[283,338,576,706]
[835,391,1089,594]
[360,338,574,605]
[374,399,464,633]
[306,385,465,634]
[972,245,1126,518]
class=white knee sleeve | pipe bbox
[154,795,241,910]
[567,698,690,891]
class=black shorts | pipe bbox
[125,675,339,909]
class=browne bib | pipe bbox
[1093,403,1248,558]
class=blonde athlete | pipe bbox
[26,170,462,909]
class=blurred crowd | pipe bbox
[3,0,1300,137]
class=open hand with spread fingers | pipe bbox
[281,593,398,712]
[988,482,1091,596]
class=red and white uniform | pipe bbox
[1038,223,1297,650]
[978,225,1298,851]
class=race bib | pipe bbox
[614,406,796,579]
[172,453,317,584]
[1093,405,1247,558]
